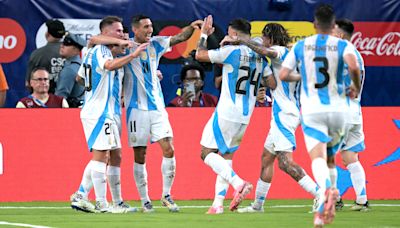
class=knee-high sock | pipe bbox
[204,153,243,190]
[78,161,94,199]
[161,156,176,196]
[347,161,367,204]
[329,167,338,189]
[107,165,122,204]
[253,178,271,208]
[298,173,319,197]
[134,163,150,205]
[91,161,107,203]
[212,159,232,207]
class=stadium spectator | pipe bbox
[26,19,66,94]
[280,4,361,227]
[169,64,218,107]
[17,68,68,108]
[55,33,86,107]
[0,64,8,107]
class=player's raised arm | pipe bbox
[195,15,214,62]
[170,19,203,46]
[88,35,133,49]
[104,43,149,71]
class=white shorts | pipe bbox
[81,116,122,151]
[301,112,346,156]
[127,108,173,147]
[341,123,365,152]
[264,112,300,154]
[200,112,248,154]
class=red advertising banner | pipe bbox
[352,22,400,66]
[0,108,399,202]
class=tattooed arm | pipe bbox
[195,15,214,62]
[238,37,278,59]
[170,19,203,46]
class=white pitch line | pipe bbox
[0,204,399,210]
[0,221,53,228]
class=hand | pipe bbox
[156,70,163,80]
[130,43,149,58]
[347,84,359,99]
[180,90,195,107]
[190,20,203,30]
[201,15,215,36]
[256,87,267,103]
[219,35,239,47]
[118,39,134,48]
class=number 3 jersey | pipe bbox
[78,45,124,120]
[123,36,170,111]
[282,34,356,115]
[208,45,270,124]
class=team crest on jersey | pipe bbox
[140,52,148,60]
[149,50,156,59]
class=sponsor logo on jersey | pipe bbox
[0,18,26,63]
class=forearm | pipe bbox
[170,25,195,46]
[89,35,121,47]
[195,34,210,62]
[239,38,277,58]
[350,68,361,91]
[104,54,135,71]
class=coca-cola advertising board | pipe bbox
[352,22,400,66]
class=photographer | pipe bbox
[168,63,218,107]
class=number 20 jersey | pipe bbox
[209,45,270,124]
[282,34,356,115]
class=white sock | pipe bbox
[329,167,338,189]
[204,153,244,190]
[347,161,367,204]
[91,161,107,203]
[134,163,150,204]
[212,159,232,207]
[107,166,122,204]
[161,157,176,196]
[253,178,271,208]
[78,161,94,198]
[298,174,319,197]
[311,158,331,194]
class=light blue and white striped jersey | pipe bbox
[344,41,365,124]
[269,45,300,116]
[78,45,124,120]
[282,34,356,115]
[124,36,170,111]
[209,44,269,124]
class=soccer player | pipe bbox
[279,4,361,227]
[70,16,147,213]
[196,16,273,214]
[221,23,320,213]
[329,19,369,212]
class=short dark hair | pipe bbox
[262,23,290,47]
[131,14,150,27]
[99,16,122,31]
[123,26,129,34]
[314,4,335,31]
[336,18,354,36]
[229,18,251,35]
[30,67,49,80]
[180,64,205,82]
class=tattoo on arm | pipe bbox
[170,26,194,46]
[198,37,207,50]
[241,39,277,58]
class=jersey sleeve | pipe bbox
[263,65,273,77]
[281,43,298,70]
[151,36,171,56]
[208,46,236,64]
[96,45,113,70]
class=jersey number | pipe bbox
[105,123,111,135]
[235,66,260,96]
[83,63,92,91]
[314,57,330,89]
[142,61,150,73]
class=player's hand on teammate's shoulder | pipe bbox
[118,39,134,49]
[219,35,239,47]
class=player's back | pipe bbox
[124,36,170,111]
[293,34,352,115]
[209,44,267,124]
[79,45,121,120]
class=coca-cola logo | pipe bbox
[351,32,400,56]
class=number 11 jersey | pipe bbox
[282,34,356,115]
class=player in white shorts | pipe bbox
[196,16,274,214]
[221,23,320,214]
[70,16,147,213]
[329,19,369,212]
[280,4,361,227]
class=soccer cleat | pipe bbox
[350,201,370,212]
[237,203,264,213]
[111,201,139,213]
[313,212,324,228]
[206,206,224,214]
[70,191,95,213]
[229,182,253,211]
[161,194,179,212]
[335,198,344,211]
[95,201,111,213]
[142,201,155,213]
[322,188,339,224]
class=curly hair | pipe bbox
[262,23,290,47]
